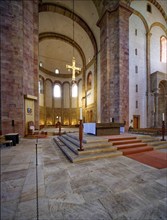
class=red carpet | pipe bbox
[127,150,167,169]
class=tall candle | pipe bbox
[162,113,164,121]
[59,116,61,122]
[80,108,82,120]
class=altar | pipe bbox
[83,123,124,136]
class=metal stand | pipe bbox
[58,121,61,136]
[161,121,166,141]
[78,120,84,151]
[35,138,39,220]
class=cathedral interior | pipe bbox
[0,1,167,220]
[0,0,167,137]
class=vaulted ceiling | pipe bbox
[39,0,100,77]
[39,0,166,77]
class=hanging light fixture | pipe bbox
[66,0,81,83]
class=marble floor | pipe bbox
[1,135,167,220]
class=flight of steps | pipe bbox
[137,136,167,150]
[53,133,122,163]
[53,133,167,163]
[108,135,167,155]
[108,136,154,155]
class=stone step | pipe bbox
[58,135,116,154]
[112,139,142,145]
[120,146,153,155]
[53,135,121,163]
[60,134,80,147]
[60,134,113,149]
[66,132,110,144]
[66,133,87,143]
[141,139,161,143]
[73,151,123,163]
[116,142,147,150]
[53,138,78,163]
[78,146,117,155]
[108,136,137,142]
[55,136,79,155]
[153,144,167,150]
[83,141,113,149]
[146,141,167,146]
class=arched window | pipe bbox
[147,4,152,13]
[54,84,61,98]
[160,36,167,63]
[55,68,59,74]
[39,78,44,94]
[72,83,78,97]
[87,71,92,91]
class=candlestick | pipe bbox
[58,121,61,136]
[78,119,84,151]
[161,120,166,141]
[80,108,82,120]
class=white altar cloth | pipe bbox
[83,123,96,135]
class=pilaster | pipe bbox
[97,1,132,129]
[146,32,152,127]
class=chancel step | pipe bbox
[108,135,155,155]
[111,139,142,145]
[53,133,121,163]
[53,134,167,162]
[136,136,167,150]
[120,146,154,155]
[108,136,137,142]
[73,151,122,163]
[116,142,148,150]
[78,146,117,155]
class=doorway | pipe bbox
[133,115,140,129]
[25,99,35,135]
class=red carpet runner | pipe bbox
[108,135,167,169]
[126,150,167,169]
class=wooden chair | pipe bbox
[28,121,35,134]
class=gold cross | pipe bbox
[66,57,81,81]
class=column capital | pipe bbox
[146,31,152,38]
[97,0,133,28]
[103,0,131,9]
[152,88,160,95]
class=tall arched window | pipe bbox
[72,83,78,97]
[160,36,167,63]
[87,71,92,91]
[39,78,44,94]
[54,84,61,97]
[147,4,152,13]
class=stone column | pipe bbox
[97,0,132,129]
[153,90,159,127]
[44,80,47,126]
[146,32,152,127]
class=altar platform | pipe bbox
[83,122,125,136]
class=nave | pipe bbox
[1,132,167,220]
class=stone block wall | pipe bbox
[0,0,39,136]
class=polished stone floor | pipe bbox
[1,135,167,220]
